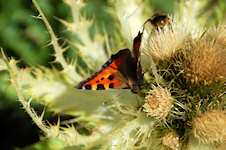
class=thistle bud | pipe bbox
[185,39,226,85]
[193,110,226,145]
[162,132,180,150]
[143,86,174,120]
[143,18,186,61]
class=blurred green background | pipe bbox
[0,0,224,149]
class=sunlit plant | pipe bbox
[1,0,225,149]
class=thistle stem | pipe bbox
[1,49,50,134]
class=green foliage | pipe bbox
[16,137,65,150]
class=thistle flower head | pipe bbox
[143,86,174,120]
[143,17,188,61]
[162,132,180,150]
[193,110,226,145]
[214,25,226,47]
[184,38,226,85]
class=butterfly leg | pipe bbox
[135,94,140,106]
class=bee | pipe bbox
[143,12,173,32]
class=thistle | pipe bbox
[143,17,186,61]
[193,110,226,145]
[162,132,180,150]
[1,0,225,149]
[143,86,174,120]
[184,37,226,85]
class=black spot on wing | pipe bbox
[85,84,91,90]
[109,83,114,88]
[108,75,114,81]
[75,49,130,90]
[101,77,104,80]
[97,84,105,90]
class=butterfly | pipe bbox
[75,31,145,94]
[75,12,172,94]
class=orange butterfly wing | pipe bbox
[75,49,131,90]
[75,32,145,93]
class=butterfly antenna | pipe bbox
[102,90,127,105]
[102,99,111,105]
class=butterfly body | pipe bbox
[75,32,145,93]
